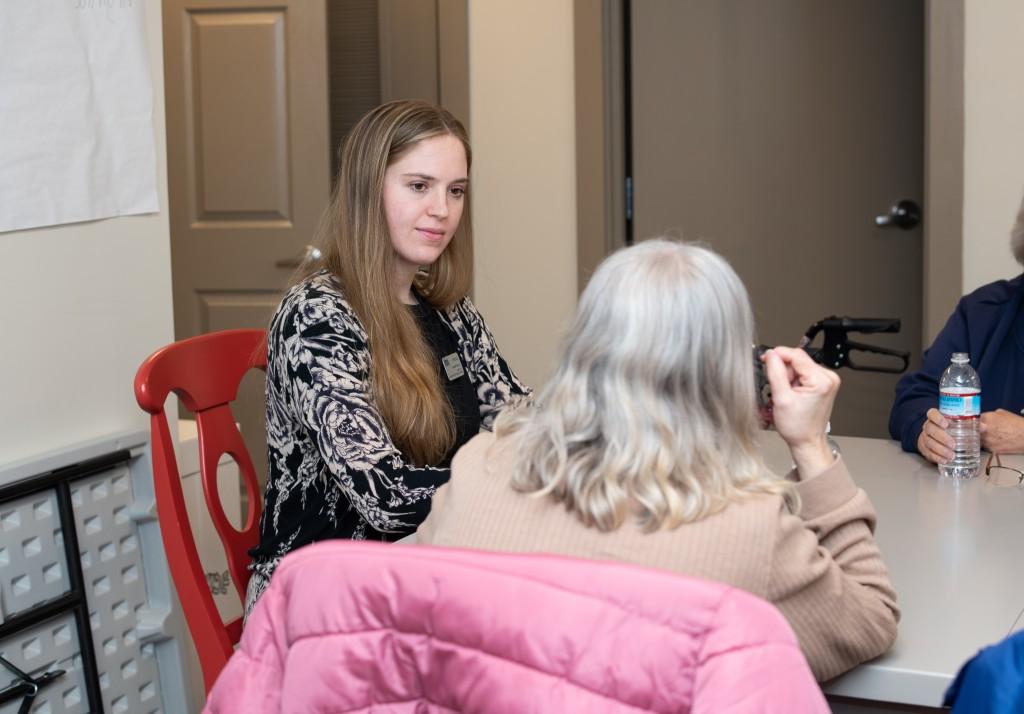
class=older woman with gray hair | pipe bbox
[890,189,1024,462]
[418,238,898,681]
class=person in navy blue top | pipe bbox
[890,191,1024,462]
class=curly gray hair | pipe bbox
[494,239,795,533]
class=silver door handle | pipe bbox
[275,245,322,269]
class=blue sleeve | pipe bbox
[943,631,1024,713]
[888,300,969,453]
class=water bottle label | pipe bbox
[939,391,981,417]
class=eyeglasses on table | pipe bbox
[985,452,1024,487]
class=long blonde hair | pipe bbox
[495,239,794,532]
[303,100,473,465]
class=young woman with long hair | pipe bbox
[246,100,529,615]
[418,239,898,681]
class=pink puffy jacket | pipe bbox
[205,542,827,713]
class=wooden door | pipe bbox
[163,0,331,484]
[631,0,924,438]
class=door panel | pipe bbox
[197,291,283,334]
[631,0,923,438]
[190,11,291,220]
[166,0,329,305]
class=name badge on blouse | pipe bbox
[442,353,465,381]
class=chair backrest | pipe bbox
[207,541,830,713]
[133,329,267,692]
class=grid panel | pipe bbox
[0,614,88,714]
[0,491,69,623]
[72,466,162,714]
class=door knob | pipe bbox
[874,200,921,230]
[275,245,322,269]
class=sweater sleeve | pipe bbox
[889,299,970,453]
[766,457,899,681]
[284,294,451,535]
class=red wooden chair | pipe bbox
[133,329,267,692]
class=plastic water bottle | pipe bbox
[938,352,981,478]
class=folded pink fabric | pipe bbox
[205,541,827,713]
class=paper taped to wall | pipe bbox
[0,1,159,234]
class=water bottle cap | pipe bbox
[951,352,970,364]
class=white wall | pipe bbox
[468,0,578,390]
[962,0,1024,292]
[0,3,174,473]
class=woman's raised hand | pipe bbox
[764,346,841,479]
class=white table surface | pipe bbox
[759,431,1024,708]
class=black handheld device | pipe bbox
[755,316,910,426]
[799,316,909,374]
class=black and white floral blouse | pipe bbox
[245,270,530,614]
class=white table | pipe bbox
[760,432,1024,711]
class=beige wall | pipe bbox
[468,0,578,390]
[0,4,174,472]
[962,0,1024,293]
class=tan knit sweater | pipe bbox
[417,432,899,682]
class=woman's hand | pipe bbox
[980,409,1024,454]
[916,408,954,464]
[764,346,841,479]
